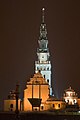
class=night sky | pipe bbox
[0,0,80,110]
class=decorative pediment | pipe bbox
[27,72,48,85]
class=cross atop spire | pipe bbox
[42,8,45,23]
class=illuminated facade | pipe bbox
[4,90,21,111]
[4,99,21,111]
[63,87,78,105]
[77,99,80,108]
[44,97,66,111]
[23,72,66,111]
[23,71,49,111]
[35,8,52,95]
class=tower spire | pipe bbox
[42,8,45,23]
[35,8,52,95]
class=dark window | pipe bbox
[10,104,13,108]
[41,106,44,110]
[44,75,45,78]
[73,100,75,103]
[37,67,39,70]
[47,67,49,70]
[67,100,69,103]
[35,108,37,111]
[53,104,54,107]
[58,104,60,108]
[47,79,49,83]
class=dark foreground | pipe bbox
[0,111,80,120]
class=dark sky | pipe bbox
[0,0,80,110]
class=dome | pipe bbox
[47,96,59,101]
[64,86,75,92]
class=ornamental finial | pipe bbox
[42,7,45,23]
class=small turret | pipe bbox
[63,86,78,105]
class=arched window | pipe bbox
[37,67,39,70]
[58,104,60,108]
[10,104,13,108]
[73,100,75,104]
[47,79,49,83]
[47,67,49,70]
[44,75,45,78]
[10,104,13,111]
[41,106,44,110]
[67,100,69,103]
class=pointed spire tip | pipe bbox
[42,7,45,23]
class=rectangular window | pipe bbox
[53,104,54,107]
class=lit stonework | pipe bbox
[4,90,21,111]
[77,99,80,108]
[63,87,78,105]
[4,99,21,111]
[35,8,52,95]
[23,71,49,111]
[44,97,66,111]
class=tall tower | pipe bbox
[35,8,52,95]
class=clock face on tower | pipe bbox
[37,53,49,62]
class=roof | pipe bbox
[65,87,75,92]
[46,96,63,101]
[27,71,48,85]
